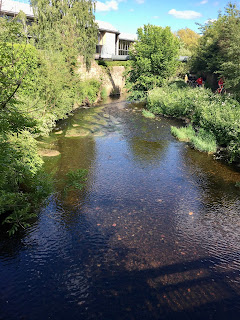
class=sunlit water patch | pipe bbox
[0,97,240,320]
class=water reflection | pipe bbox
[1,99,240,319]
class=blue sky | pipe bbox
[95,0,234,34]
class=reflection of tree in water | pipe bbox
[172,144,240,279]
[118,106,173,166]
[182,146,240,199]
[128,137,167,165]
[53,136,97,224]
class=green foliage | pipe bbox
[191,3,240,98]
[235,182,240,188]
[0,131,52,235]
[172,125,217,153]
[101,87,108,100]
[31,0,98,69]
[147,84,240,161]
[142,109,156,119]
[0,2,100,235]
[171,125,195,141]
[176,28,200,52]
[126,24,180,101]
[78,79,101,104]
[97,60,131,68]
[191,129,217,153]
[64,169,88,193]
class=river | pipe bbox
[0,97,240,319]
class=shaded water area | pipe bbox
[1,97,240,319]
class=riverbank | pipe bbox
[0,68,101,235]
[146,81,240,163]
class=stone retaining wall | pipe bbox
[77,58,126,96]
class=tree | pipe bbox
[31,0,98,68]
[191,3,240,98]
[176,28,200,52]
[218,3,240,96]
[126,24,180,101]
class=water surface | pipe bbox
[1,97,240,320]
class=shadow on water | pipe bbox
[1,98,240,319]
[85,252,240,320]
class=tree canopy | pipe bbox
[126,24,180,101]
[191,3,240,98]
[31,0,98,68]
[176,28,200,51]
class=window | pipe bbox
[118,40,131,55]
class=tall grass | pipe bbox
[147,81,240,162]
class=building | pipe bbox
[0,0,34,19]
[96,20,137,61]
[0,0,137,61]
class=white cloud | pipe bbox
[205,18,217,24]
[96,0,119,12]
[153,16,159,19]
[135,0,145,4]
[200,0,208,4]
[168,9,202,19]
[129,8,134,12]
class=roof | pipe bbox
[1,0,34,18]
[119,32,137,41]
[96,20,120,34]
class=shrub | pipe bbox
[0,131,52,235]
[147,84,240,161]
[142,109,155,119]
[171,125,195,141]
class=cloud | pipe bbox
[205,18,217,24]
[153,16,160,19]
[135,0,145,4]
[200,0,208,4]
[168,9,202,19]
[96,0,119,12]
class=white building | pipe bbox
[0,0,34,18]
[96,20,137,61]
[0,0,137,61]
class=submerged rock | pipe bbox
[93,131,105,137]
[38,149,61,157]
[65,128,91,137]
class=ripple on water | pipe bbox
[1,99,240,319]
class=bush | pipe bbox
[97,60,130,68]
[147,83,240,161]
[0,15,101,235]
[142,109,155,119]
[0,131,52,235]
[171,125,195,141]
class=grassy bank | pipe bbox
[147,81,240,162]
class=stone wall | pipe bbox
[77,58,126,96]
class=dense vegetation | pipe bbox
[126,24,180,101]
[147,81,240,162]
[191,3,240,97]
[0,0,100,234]
[177,28,200,57]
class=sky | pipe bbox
[95,0,237,34]
[10,0,238,35]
